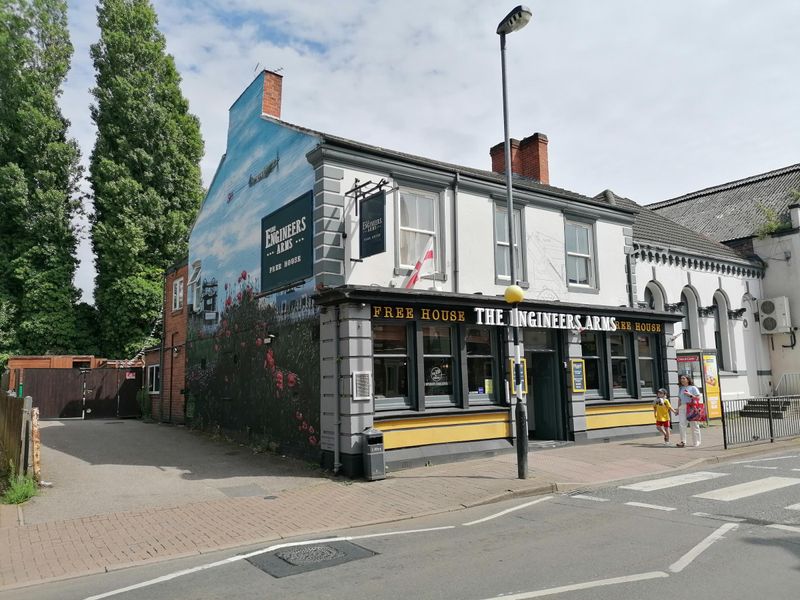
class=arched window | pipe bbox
[644,281,666,312]
[713,290,733,371]
[680,287,700,349]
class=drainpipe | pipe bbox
[452,173,460,293]
[169,331,177,423]
[333,305,342,474]
[158,273,167,421]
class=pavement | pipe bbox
[2,419,799,592]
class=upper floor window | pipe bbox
[398,188,438,270]
[188,262,201,312]
[172,277,184,311]
[494,205,523,283]
[565,220,596,288]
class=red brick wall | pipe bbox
[158,261,188,423]
[262,70,283,118]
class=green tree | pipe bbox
[0,0,82,357]
[89,0,204,357]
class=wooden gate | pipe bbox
[19,368,142,419]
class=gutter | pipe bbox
[333,306,342,474]
[452,173,460,293]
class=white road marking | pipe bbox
[619,471,728,492]
[743,465,779,470]
[625,502,676,512]
[693,477,800,501]
[475,571,669,599]
[462,496,552,526]
[569,494,609,502]
[785,503,800,510]
[82,525,455,600]
[732,455,798,464]
[792,468,800,472]
[768,524,800,533]
[669,523,738,573]
[692,512,746,522]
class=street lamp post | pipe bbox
[497,5,532,479]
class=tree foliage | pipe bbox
[0,0,82,357]
[89,0,204,357]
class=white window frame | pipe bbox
[397,187,439,273]
[188,263,201,312]
[494,204,525,285]
[147,364,160,394]
[565,219,597,290]
[172,277,184,311]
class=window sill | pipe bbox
[567,285,600,295]
[495,279,530,290]
[375,406,508,419]
[393,268,447,282]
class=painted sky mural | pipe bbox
[187,73,322,458]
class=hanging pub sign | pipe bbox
[359,191,386,258]
[261,190,313,294]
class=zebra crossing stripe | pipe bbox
[785,503,800,511]
[620,472,728,492]
[570,494,609,502]
[694,477,800,501]
[625,502,676,512]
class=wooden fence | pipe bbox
[0,392,36,477]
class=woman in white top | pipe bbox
[676,374,703,447]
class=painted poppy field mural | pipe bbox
[186,274,320,460]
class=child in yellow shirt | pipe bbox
[653,388,676,445]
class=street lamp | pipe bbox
[498,5,532,479]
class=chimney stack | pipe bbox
[262,70,283,119]
[490,132,549,185]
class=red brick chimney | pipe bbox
[490,132,549,185]
[262,70,283,118]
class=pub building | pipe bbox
[316,287,682,474]
[187,71,765,478]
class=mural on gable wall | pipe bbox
[186,73,323,460]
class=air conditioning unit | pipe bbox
[758,297,792,334]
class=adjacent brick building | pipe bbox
[150,259,188,423]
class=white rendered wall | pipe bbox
[635,258,770,398]
[336,160,631,306]
[753,231,800,389]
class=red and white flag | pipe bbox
[403,236,435,289]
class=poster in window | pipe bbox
[261,190,313,294]
[570,359,586,392]
[360,191,386,258]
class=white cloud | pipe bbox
[62,0,800,303]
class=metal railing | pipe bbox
[721,395,800,449]
[775,373,800,396]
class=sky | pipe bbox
[61,0,800,303]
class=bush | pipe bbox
[1,461,38,505]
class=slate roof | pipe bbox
[265,116,633,215]
[597,190,760,267]
[648,163,800,243]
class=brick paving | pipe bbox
[2,425,798,591]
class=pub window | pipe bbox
[637,334,657,395]
[422,324,456,408]
[466,326,498,405]
[373,323,411,410]
[398,188,438,270]
[494,205,524,283]
[609,332,631,397]
[565,220,596,288]
[580,331,605,398]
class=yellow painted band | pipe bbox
[383,422,511,450]
[586,403,654,416]
[587,411,656,430]
[376,412,509,431]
